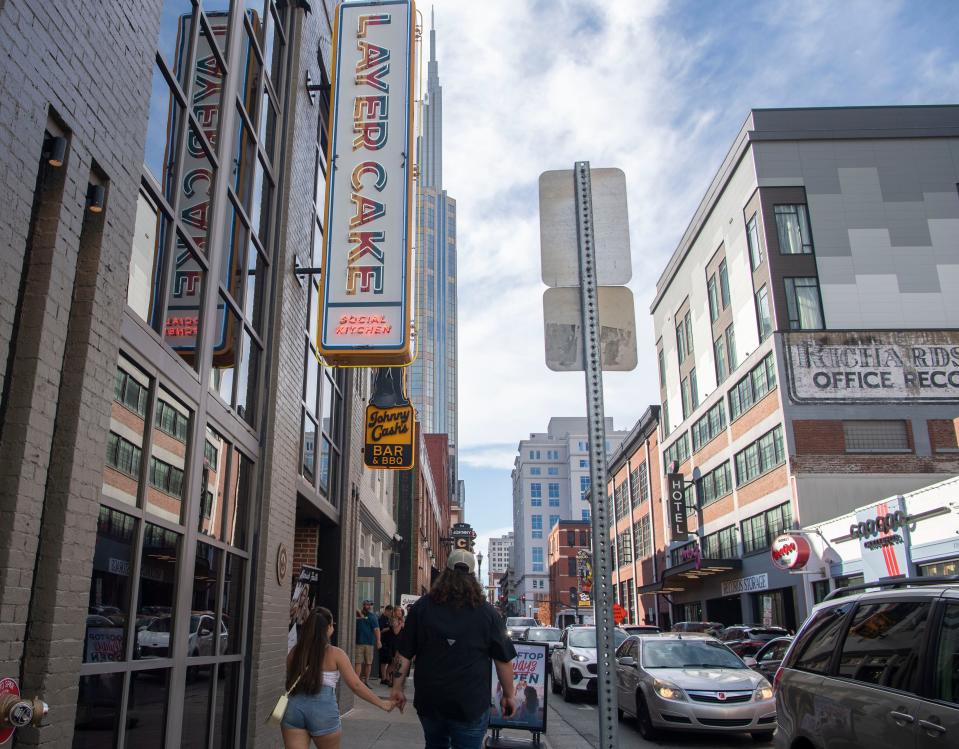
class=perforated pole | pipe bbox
[574,161,618,749]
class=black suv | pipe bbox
[775,577,959,748]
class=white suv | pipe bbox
[550,625,629,702]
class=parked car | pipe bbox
[622,624,661,636]
[672,621,724,637]
[505,617,538,640]
[519,626,563,652]
[721,626,791,657]
[615,633,776,742]
[550,625,629,702]
[136,612,227,659]
[775,577,959,749]
[743,636,793,681]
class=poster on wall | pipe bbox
[489,642,549,733]
[288,565,321,653]
[399,593,420,616]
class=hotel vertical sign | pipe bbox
[667,474,688,542]
[318,0,415,366]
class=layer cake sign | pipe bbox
[785,331,959,403]
[317,0,415,366]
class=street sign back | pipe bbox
[539,168,631,287]
[543,287,637,371]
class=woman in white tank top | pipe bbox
[281,607,396,748]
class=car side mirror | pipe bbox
[743,656,757,668]
[618,656,636,667]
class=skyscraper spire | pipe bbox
[420,5,442,188]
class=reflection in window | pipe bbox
[200,428,228,538]
[144,65,181,199]
[211,661,241,748]
[210,295,241,404]
[135,524,180,660]
[784,277,824,330]
[222,555,244,655]
[105,358,149,507]
[146,389,190,523]
[837,601,929,690]
[235,327,260,426]
[934,603,959,705]
[127,191,170,325]
[180,665,214,749]
[162,235,206,369]
[192,542,221,629]
[302,414,317,481]
[74,673,122,746]
[85,507,136,663]
[125,668,170,748]
[755,285,772,341]
[222,449,252,548]
[156,0,195,85]
[775,204,814,255]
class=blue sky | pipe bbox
[426,0,959,552]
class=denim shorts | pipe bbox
[282,687,341,736]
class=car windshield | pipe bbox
[568,629,628,648]
[644,639,744,669]
[526,628,561,642]
[507,618,536,627]
[748,628,788,640]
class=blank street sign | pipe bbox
[543,287,638,372]
[539,168,632,287]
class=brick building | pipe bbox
[605,407,664,627]
[649,106,959,630]
[544,521,592,628]
[0,1,408,746]
[395,430,451,596]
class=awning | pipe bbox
[637,558,743,595]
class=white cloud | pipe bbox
[459,444,519,470]
[426,0,959,472]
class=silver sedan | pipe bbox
[615,634,776,742]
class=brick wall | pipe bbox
[737,464,789,507]
[0,2,159,745]
[730,390,779,441]
[929,419,959,452]
[793,420,845,454]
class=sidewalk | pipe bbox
[341,681,553,748]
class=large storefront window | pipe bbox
[77,349,258,747]
[919,558,959,576]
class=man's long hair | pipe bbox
[429,567,485,609]
[287,606,333,694]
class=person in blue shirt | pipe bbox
[354,599,381,683]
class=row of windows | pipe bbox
[634,514,651,559]
[729,352,777,421]
[149,456,185,498]
[663,432,690,472]
[155,399,189,442]
[699,461,733,507]
[734,425,786,486]
[681,369,699,420]
[702,525,737,559]
[706,258,731,323]
[691,401,726,453]
[615,530,633,567]
[630,462,649,505]
[676,310,693,365]
[106,432,143,479]
[614,482,630,520]
[742,501,792,554]
[528,449,561,460]
[530,466,560,476]
[713,323,737,385]
[532,547,544,572]
[114,370,148,417]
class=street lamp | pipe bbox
[476,551,484,594]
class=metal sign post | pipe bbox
[573,161,618,749]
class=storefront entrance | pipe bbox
[750,587,797,631]
[706,595,742,626]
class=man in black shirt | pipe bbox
[392,549,518,748]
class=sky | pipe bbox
[424,0,959,553]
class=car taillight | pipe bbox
[773,666,784,691]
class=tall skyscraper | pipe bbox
[411,12,459,504]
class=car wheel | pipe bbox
[751,731,774,743]
[635,693,660,740]
[561,671,576,703]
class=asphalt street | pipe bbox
[544,693,772,749]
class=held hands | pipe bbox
[500,694,519,720]
[390,687,407,713]
[379,697,399,712]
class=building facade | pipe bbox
[605,407,665,627]
[395,429,450,597]
[487,531,514,596]
[545,521,592,627]
[649,106,959,630]
[409,13,460,517]
[0,0,413,745]
[511,417,628,607]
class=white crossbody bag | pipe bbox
[267,671,305,725]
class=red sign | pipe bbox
[770,534,810,571]
[612,603,627,624]
[0,677,19,744]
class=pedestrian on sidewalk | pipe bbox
[354,599,381,683]
[380,611,404,685]
[378,605,394,683]
[282,607,396,748]
[390,549,519,748]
